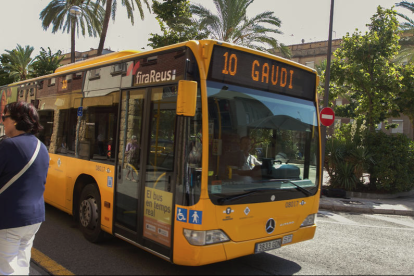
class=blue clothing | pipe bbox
[0,134,49,230]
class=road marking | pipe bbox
[363,214,414,228]
[31,248,75,275]
[318,211,360,225]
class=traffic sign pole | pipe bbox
[321,0,335,189]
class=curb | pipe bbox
[346,189,414,200]
[319,202,414,216]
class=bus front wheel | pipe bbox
[78,184,106,243]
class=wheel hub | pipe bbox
[80,197,98,229]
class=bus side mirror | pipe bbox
[177,80,197,117]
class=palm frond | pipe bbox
[190,0,286,55]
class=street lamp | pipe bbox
[70,6,82,63]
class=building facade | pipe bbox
[60,48,114,65]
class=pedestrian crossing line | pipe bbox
[31,248,75,275]
[363,214,414,228]
[317,211,360,225]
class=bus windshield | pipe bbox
[207,80,319,205]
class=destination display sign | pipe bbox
[208,46,317,101]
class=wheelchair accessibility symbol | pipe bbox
[176,208,188,223]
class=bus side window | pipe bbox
[54,109,77,157]
[78,100,119,164]
[38,110,54,151]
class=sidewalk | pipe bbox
[319,171,414,216]
[319,194,414,216]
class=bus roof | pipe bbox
[54,50,140,73]
[9,40,316,87]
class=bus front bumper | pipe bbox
[173,225,316,266]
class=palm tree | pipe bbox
[190,0,290,57]
[93,0,151,55]
[31,47,65,77]
[395,1,414,63]
[0,55,15,86]
[40,0,105,63]
[1,44,35,81]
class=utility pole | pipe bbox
[321,0,335,185]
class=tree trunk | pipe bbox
[97,0,112,56]
[71,17,76,63]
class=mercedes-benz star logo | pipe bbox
[266,218,276,234]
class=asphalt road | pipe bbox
[31,204,414,275]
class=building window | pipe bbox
[38,80,44,90]
[142,56,158,66]
[391,120,403,134]
[111,63,127,75]
[73,72,82,80]
[336,99,342,106]
[49,78,56,86]
[89,69,101,80]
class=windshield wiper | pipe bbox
[216,181,313,204]
[217,189,272,205]
[274,179,313,197]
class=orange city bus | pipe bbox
[1,40,321,266]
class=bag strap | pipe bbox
[0,139,41,195]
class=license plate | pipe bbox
[255,239,282,253]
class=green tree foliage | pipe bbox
[365,131,414,193]
[1,44,35,82]
[325,120,373,191]
[326,111,414,194]
[395,1,414,63]
[315,59,327,78]
[315,59,327,102]
[329,6,410,132]
[31,47,65,77]
[190,0,290,57]
[93,0,151,55]
[0,55,15,86]
[396,63,414,134]
[325,7,414,193]
[148,0,208,49]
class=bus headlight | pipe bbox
[183,229,230,246]
[300,214,316,227]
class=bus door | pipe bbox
[114,86,178,260]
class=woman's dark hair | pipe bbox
[4,101,43,135]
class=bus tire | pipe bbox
[78,184,106,243]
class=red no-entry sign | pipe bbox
[320,107,335,127]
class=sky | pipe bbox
[0,0,412,55]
